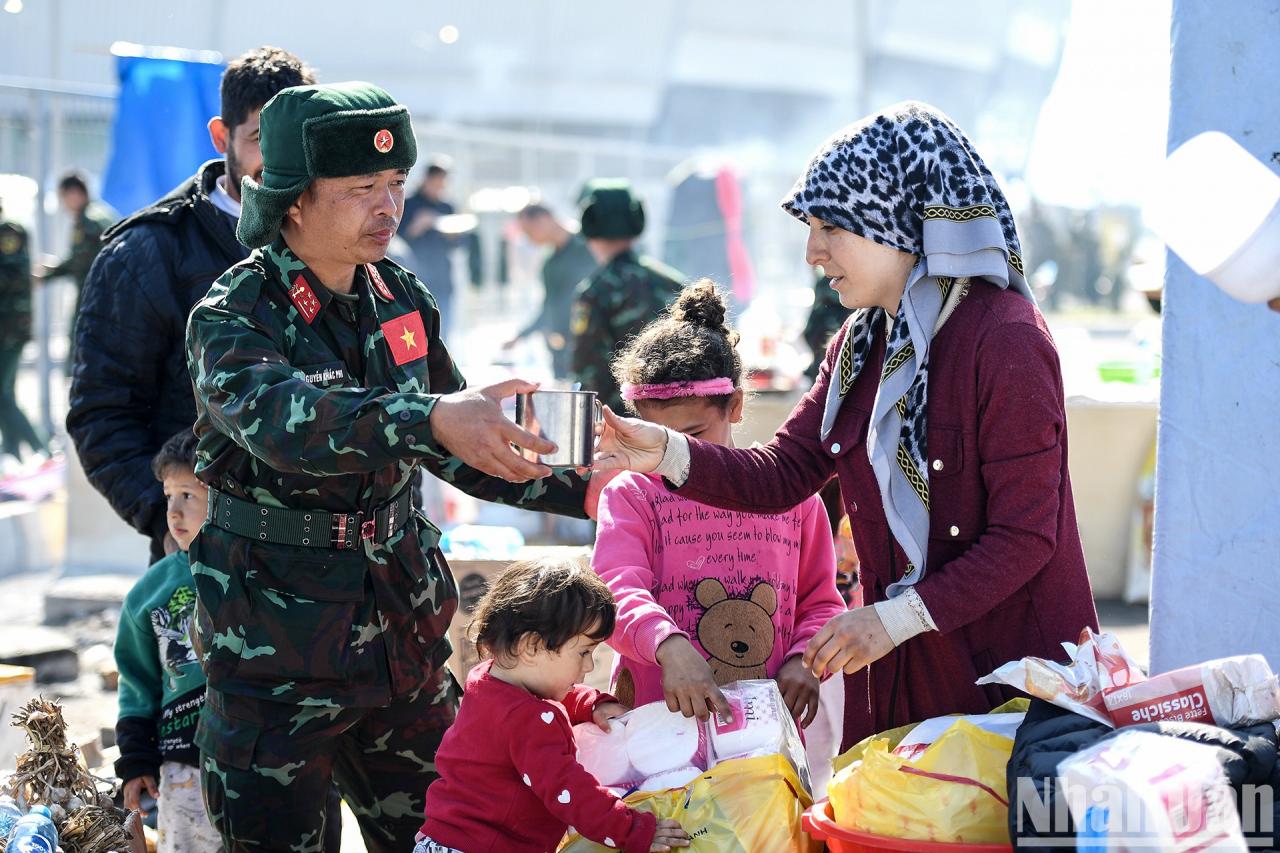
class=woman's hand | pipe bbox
[592,701,629,731]
[803,607,895,679]
[656,635,731,721]
[776,655,821,728]
[593,406,668,474]
[651,818,691,850]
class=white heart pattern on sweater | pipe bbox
[522,773,531,786]
[558,789,571,804]
[604,838,616,848]
[541,711,555,724]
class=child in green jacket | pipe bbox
[114,429,220,852]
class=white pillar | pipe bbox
[1150,0,1280,673]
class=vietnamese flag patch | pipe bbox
[381,311,428,366]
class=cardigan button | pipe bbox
[932,459,944,472]
[949,525,960,537]
[830,442,842,454]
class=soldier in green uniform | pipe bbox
[0,200,46,461]
[802,273,848,383]
[570,179,685,412]
[37,172,114,369]
[185,82,589,853]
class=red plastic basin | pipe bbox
[802,799,1013,852]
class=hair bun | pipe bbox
[671,279,729,331]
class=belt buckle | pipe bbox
[332,513,355,549]
[360,517,376,542]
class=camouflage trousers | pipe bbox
[197,667,459,853]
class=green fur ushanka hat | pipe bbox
[237,81,418,248]
[579,178,646,240]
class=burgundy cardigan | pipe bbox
[676,281,1098,746]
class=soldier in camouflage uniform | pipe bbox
[803,273,848,383]
[185,82,588,853]
[37,172,114,369]
[0,202,46,460]
[570,180,685,412]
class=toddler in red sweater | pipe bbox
[418,558,689,853]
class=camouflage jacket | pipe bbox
[186,238,588,707]
[570,248,684,412]
[48,203,113,288]
[0,220,31,346]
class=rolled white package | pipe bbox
[624,702,706,776]
[709,680,786,762]
[573,721,635,787]
[638,765,702,792]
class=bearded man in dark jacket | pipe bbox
[67,47,314,562]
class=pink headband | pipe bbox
[620,377,737,401]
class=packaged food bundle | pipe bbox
[709,679,812,792]
[976,627,1143,726]
[1057,730,1248,852]
[574,680,811,795]
[1102,654,1280,728]
[827,709,1022,845]
[978,627,1280,730]
[891,710,1026,761]
[573,703,708,793]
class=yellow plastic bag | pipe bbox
[830,698,1027,777]
[559,754,817,852]
[828,718,1015,845]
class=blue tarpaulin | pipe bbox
[101,54,224,218]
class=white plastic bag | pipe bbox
[977,627,1143,726]
[1057,730,1247,852]
[573,680,810,794]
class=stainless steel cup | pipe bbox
[514,390,602,468]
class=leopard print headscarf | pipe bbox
[782,101,1032,598]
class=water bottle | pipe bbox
[0,796,21,838]
[7,804,58,853]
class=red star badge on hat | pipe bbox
[374,129,394,154]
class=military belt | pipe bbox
[206,486,414,551]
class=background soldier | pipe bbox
[570,179,685,412]
[36,171,114,368]
[0,199,46,463]
[186,81,589,853]
[504,202,597,379]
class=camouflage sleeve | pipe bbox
[423,456,589,519]
[49,218,106,281]
[188,300,450,477]
[0,228,28,274]
[413,283,589,519]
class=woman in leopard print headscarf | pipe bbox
[597,102,1098,746]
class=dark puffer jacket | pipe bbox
[67,160,246,561]
[1008,698,1280,850]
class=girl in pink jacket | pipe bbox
[593,280,846,727]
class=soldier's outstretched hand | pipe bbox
[430,379,556,482]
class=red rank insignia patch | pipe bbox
[366,263,394,301]
[374,129,394,153]
[289,275,322,323]
[382,311,428,366]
